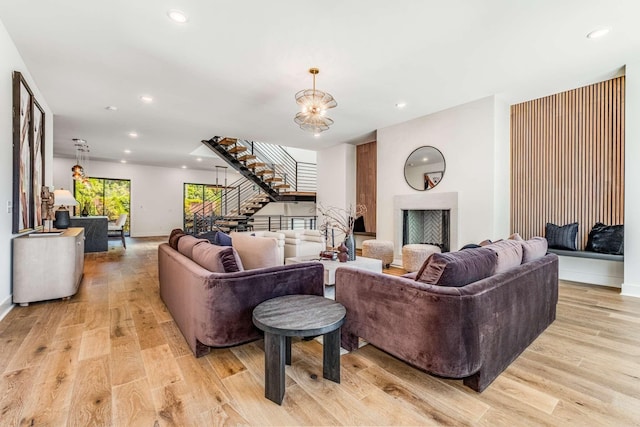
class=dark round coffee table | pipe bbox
[252,294,346,405]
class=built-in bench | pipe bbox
[547,248,623,287]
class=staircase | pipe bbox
[187,136,317,235]
[201,137,317,203]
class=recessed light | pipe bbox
[167,9,188,23]
[140,95,154,103]
[105,106,118,111]
[181,165,187,169]
[128,131,138,138]
[395,102,407,108]
[422,157,428,162]
[587,27,610,39]
[196,158,202,162]
[314,133,321,138]
[124,149,131,154]
[120,160,127,164]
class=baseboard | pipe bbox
[621,282,640,298]
[0,294,14,322]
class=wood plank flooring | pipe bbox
[1,237,640,426]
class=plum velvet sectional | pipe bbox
[335,237,558,392]
[159,231,324,357]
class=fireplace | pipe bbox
[402,209,450,252]
[393,192,458,257]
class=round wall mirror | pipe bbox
[404,146,446,191]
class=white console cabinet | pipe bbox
[12,227,85,306]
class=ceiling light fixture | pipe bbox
[121,160,127,164]
[128,131,138,138]
[71,139,90,182]
[167,9,188,23]
[294,68,337,134]
[124,149,131,154]
[140,95,154,103]
[196,158,202,162]
[587,27,610,39]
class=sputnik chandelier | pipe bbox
[294,68,337,134]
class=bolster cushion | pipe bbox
[416,247,497,287]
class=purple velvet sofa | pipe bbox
[335,245,558,392]
[158,241,324,357]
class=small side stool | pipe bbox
[362,240,394,268]
[402,244,441,272]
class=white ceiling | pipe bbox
[1,0,638,171]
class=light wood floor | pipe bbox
[1,237,640,426]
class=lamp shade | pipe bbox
[53,189,78,207]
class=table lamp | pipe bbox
[53,189,78,229]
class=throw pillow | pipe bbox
[213,231,232,246]
[416,248,497,287]
[508,233,524,241]
[168,228,186,250]
[485,240,523,274]
[545,222,578,251]
[521,237,548,263]
[460,244,482,250]
[177,235,209,259]
[230,232,282,270]
[585,223,624,255]
[192,243,243,273]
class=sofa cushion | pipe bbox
[416,248,497,287]
[546,222,578,250]
[177,235,209,259]
[521,237,548,263]
[486,240,523,274]
[169,228,186,250]
[585,222,624,255]
[192,242,243,273]
[231,232,281,270]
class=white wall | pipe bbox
[1,20,54,319]
[492,96,511,238]
[316,143,356,246]
[283,146,317,164]
[53,158,242,237]
[623,62,640,297]
[377,96,508,250]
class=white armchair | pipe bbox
[279,229,325,259]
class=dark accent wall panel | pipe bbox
[356,141,377,232]
[511,76,624,249]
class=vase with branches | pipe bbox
[318,203,366,260]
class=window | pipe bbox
[74,177,131,234]
[183,183,222,233]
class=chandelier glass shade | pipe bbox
[294,68,337,133]
[71,139,90,184]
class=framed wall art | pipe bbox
[12,71,45,233]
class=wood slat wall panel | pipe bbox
[510,77,624,249]
[356,141,377,232]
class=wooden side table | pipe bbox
[252,294,346,405]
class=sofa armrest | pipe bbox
[195,262,325,347]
